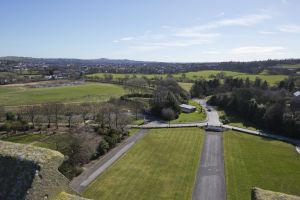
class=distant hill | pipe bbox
[0,56,147,65]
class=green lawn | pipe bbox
[224,130,300,200]
[0,82,125,106]
[178,82,193,92]
[83,128,204,200]
[171,100,206,123]
[128,128,140,136]
[87,70,287,86]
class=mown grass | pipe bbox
[0,82,125,106]
[172,100,206,123]
[224,130,300,200]
[87,70,287,86]
[83,128,204,200]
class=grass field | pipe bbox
[1,132,72,152]
[1,133,48,144]
[87,70,287,86]
[171,100,206,123]
[0,82,125,106]
[128,128,140,136]
[279,64,300,69]
[224,130,300,200]
[83,128,204,200]
[86,70,242,80]
[178,82,193,91]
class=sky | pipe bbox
[0,0,300,62]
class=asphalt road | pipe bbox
[193,98,222,126]
[70,129,149,193]
[192,131,226,200]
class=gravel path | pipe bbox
[70,129,149,193]
[192,131,226,200]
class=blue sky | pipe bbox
[0,0,300,62]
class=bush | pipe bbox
[97,140,109,155]
[0,121,30,132]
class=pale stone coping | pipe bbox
[252,187,300,200]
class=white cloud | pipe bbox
[202,50,220,55]
[231,46,285,54]
[218,14,271,26]
[114,13,272,52]
[177,14,271,34]
[279,24,300,33]
[216,12,225,17]
[120,37,135,41]
[259,31,276,35]
[280,0,289,5]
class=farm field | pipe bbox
[171,100,206,123]
[86,70,242,80]
[87,70,287,85]
[83,128,204,200]
[0,82,125,106]
[224,130,300,200]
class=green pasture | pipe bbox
[87,70,287,86]
[0,82,125,106]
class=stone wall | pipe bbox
[0,141,90,200]
[252,187,300,200]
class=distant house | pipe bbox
[180,104,196,113]
[293,91,300,97]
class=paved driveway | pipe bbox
[192,131,226,200]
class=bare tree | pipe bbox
[80,103,91,125]
[22,105,40,128]
[53,103,64,129]
[64,104,75,128]
[124,78,148,94]
[42,103,53,128]
[0,106,5,122]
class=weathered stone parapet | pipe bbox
[0,141,91,200]
[252,187,300,200]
